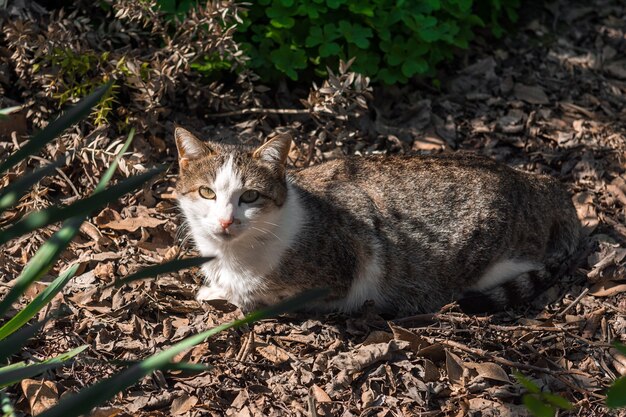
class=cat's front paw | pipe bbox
[196,285,228,301]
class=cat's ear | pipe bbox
[252,134,292,167]
[174,127,213,169]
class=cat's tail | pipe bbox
[457,267,553,314]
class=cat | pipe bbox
[174,127,581,315]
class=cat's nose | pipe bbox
[219,218,234,230]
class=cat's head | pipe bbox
[174,127,292,245]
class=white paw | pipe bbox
[196,285,228,301]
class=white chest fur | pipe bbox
[182,182,306,308]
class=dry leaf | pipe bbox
[170,394,198,415]
[466,362,511,383]
[256,343,291,364]
[101,216,167,232]
[388,322,429,351]
[87,407,126,417]
[363,331,393,345]
[20,379,58,415]
[330,340,409,374]
[310,384,332,403]
[445,350,465,386]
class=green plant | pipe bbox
[228,0,520,83]
[606,343,626,409]
[514,372,573,417]
[0,86,326,413]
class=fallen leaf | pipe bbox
[87,407,126,417]
[170,394,198,415]
[20,379,58,415]
[445,350,465,386]
[330,340,409,374]
[388,322,429,351]
[101,215,167,232]
[466,362,511,383]
[310,384,332,403]
[362,330,393,345]
[256,343,291,364]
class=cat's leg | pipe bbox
[196,285,229,301]
[457,259,548,313]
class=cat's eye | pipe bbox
[198,186,216,200]
[240,190,260,204]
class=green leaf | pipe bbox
[0,130,138,317]
[0,363,62,388]
[270,45,307,80]
[38,288,328,417]
[114,257,214,287]
[305,26,324,47]
[0,106,22,120]
[338,21,372,49]
[614,343,626,356]
[0,161,59,212]
[0,345,85,387]
[401,58,428,77]
[319,42,341,58]
[0,166,164,245]
[0,217,84,318]
[606,376,626,408]
[514,371,541,394]
[523,395,555,417]
[0,264,79,341]
[541,393,572,410]
[0,82,112,176]
[326,0,344,9]
[0,318,50,363]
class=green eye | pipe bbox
[240,190,260,204]
[198,186,216,200]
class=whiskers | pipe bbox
[250,226,282,242]
[175,220,194,249]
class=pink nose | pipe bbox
[219,218,234,230]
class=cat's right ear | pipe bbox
[174,127,213,169]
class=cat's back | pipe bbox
[289,151,552,200]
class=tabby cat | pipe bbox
[175,127,581,315]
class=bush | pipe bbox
[235,0,520,83]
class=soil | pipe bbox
[1,0,625,416]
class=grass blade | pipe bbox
[0,166,164,245]
[0,364,61,388]
[606,376,626,408]
[0,264,79,341]
[0,132,146,317]
[0,82,112,176]
[0,161,60,212]
[93,127,135,194]
[0,345,86,388]
[0,318,50,363]
[38,288,328,417]
[0,106,23,119]
[0,217,84,318]
[114,257,214,288]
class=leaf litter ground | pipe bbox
[1,0,626,416]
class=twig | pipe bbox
[205,107,348,121]
[488,324,577,332]
[235,331,255,362]
[437,339,606,399]
[557,287,590,316]
[29,155,81,198]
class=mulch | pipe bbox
[1,0,625,416]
